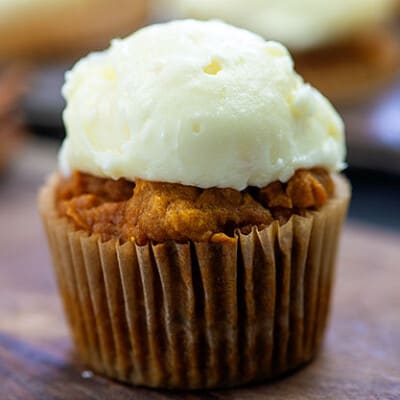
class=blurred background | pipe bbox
[1,0,399,232]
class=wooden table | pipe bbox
[1,139,399,399]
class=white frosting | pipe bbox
[170,0,395,50]
[60,19,346,190]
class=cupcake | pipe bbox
[39,20,350,389]
[168,0,399,103]
[0,0,147,60]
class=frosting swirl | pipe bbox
[60,19,346,190]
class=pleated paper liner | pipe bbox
[39,174,350,389]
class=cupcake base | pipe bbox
[39,174,350,389]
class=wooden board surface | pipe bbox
[1,140,400,399]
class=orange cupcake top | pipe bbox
[56,168,333,244]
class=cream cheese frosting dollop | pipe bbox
[60,19,346,190]
[170,0,395,50]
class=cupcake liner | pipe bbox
[39,174,350,389]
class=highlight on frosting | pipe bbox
[169,0,395,50]
[60,19,346,190]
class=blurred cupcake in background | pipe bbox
[0,65,28,174]
[169,0,399,104]
[0,0,148,61]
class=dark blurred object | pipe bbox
[346,168,400,230]
[0,65,29,173]
[22,65,66,139]
[340,75,400,174]
[0,0,147,62]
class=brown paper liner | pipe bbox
[38,174,350,389]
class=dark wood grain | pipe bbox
[1,139,400,399]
